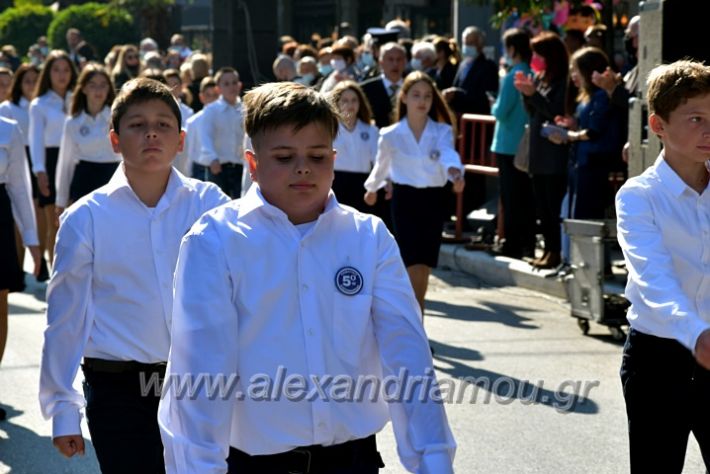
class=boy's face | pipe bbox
[650,93,710,165]
[200,85,219,105]
[217,72,241,103]
[166,76,182,99]
[246,122,335,225]
[110,99,185,175]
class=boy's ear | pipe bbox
[177,130,185,153]
[648,113,666,138]
[245,149,257,180]
[109,130,121,153]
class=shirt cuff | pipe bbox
[52,406,82,438]
[33,166,45,175]
[419,450,454,474]
[22,231,39,247]
[687,319,710,354]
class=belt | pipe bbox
[220,162,242,168]
[228,434,384,473]
[83,357,166,374]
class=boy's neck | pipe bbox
[664,151,709,194]
[124,166,171,207]
[223,95,238,105]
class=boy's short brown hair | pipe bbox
[214,67,238,85]
[111,78,181,132]
[243,82,339,150]
[647,60,710,121]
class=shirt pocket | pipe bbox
[332,292,373,368]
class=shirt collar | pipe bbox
[381,74,403,91]
[238,183,340,223]
[19,97,29,109]
[654,151,706,198]
[217,95,241,110]
[104,164,193,206]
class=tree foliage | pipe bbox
[0,4,54,56]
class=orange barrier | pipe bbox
[454,114,498,240]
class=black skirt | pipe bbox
[0,184,25,292]
[70,161,120,203]
[332,170,369,212]
[25,146,39,200]
[38,146,59,207]
[391,183,446,268]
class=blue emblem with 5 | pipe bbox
[335,266,363,295]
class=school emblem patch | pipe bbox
[334,266,363,295]
[79,125,90,137]
[360,131,370,141]
[429,149,441,161]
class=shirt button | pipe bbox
[302,284,309,291]
[317,422,326,429]
[308,328,314,336]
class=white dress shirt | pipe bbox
[55,107,120,208]
[0,117,38,246]
[0,98,30,145]
[333,120,378,173]
[616,152,710,351]
[197,96,244,165]
[158,185,456,474]
[29,90,71,173]
[175,109,204,176]
[39,165,229,438]
[364,118,463,192]
[381,74,403,98]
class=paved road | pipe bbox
[0,269,704,473]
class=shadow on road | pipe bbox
[426,299,540,330]
[0,404,99,473]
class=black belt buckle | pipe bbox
[288,448,311,474]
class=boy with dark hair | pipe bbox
[159,81,456,473]
[617,60,710,472]
[39,78,229,473]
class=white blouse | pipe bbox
[0,97,31,146]
[333,120,378,173]
[29,90,71,173]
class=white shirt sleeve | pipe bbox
[198,106,219,166]
[436,125,463,179]
[6,124,38,246]
[364,132,393,192]
[29,99,46,174]
[616,183,710,351]
[55,118,78,209]
[370,221,456,473]
[159,217,238,474]
[368,124,379,167]
[39,211,94,438]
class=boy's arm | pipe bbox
[159,217,238,474]
[198,107,220,166]
[370,221,456,474]
[616,184,710,351]
[39,211,94,438]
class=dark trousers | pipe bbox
[192,162,208,181]
[81,364,165,474]
[568,163,610,220]
[496,153,536,256]
[69,161,120,203]
[620,329,710,473]
[531,173,567,253]
[226,434,383,474]
[208,163,242,198]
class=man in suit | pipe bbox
[359,42,406,128]
[66,28,95,69]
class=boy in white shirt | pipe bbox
[159,82,455,473]
[616,60,710,472]
[39,78,229,473]
[198,67,245,197]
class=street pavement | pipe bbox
[0,268,705,473]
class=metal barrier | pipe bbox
[454,113,498,240]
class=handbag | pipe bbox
[513,125,530,173]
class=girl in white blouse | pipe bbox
[329,80,378,212]
[364,71,465,313]
[0,64,42,277]
[55,64,119,213]
[29,50,77,269]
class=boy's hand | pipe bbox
[36,172,50,197]
[53,435,85,458]
[209,160,222,175]
[695,329,710,370]
[364,191,377,206]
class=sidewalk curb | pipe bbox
[439,244,568,299]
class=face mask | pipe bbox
[410,58,423,71]
[503,54,513,67]
[318,64,334,76]
[296,73,315,85]
[361,52,375,68]
[331,58,347,72]
[531,54,546,74]
[462,45,478,60]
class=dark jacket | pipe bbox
[359,77,395,128]
[448,55,498,115]
[524,77,569,175]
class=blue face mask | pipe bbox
[318,64,334,76]
[361,52,375,68]
[296,73,315,85]
[462,45,478,60]
[503,54,513,66]
[410,58,423,71]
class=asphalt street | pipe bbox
[0,268,704,473]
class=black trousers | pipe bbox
[209,163,242,198]
[620,329,710,473]
[531,173,567,253]
[226,434,383,474]
[496,153,536,256]
[81,364,165,474]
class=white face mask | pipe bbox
[296,73,315,85]
[331,58,347,72]
[410,58,423,71]
[361,52,375,67]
